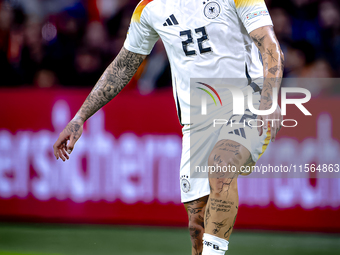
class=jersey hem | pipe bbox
[123,42,151,55]
[246,21,273,34]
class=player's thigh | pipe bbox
[208,140,252,176]
[207,140,252,192]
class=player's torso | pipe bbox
[147,0,253,81]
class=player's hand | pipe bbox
[53,119,83,161]
[257,105,282,142]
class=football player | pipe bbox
[53,0,284,254]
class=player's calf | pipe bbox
[184,196,208,255]
[203,140,252,254]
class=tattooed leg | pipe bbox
[205,140,254,242]
[184,196,209,255]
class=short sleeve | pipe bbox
[232,0,273,34]
[124,0,160,55]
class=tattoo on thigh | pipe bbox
[244,154,254,167]
[217,142,241,156]
[214,155,222,165]
[218,148,240,155]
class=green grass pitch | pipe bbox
[0,223,339,255]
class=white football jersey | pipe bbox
[124,0,273,124]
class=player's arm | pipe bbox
[231,0,284,141]
[53,1,158,161]
[53,47,146,161]
[250,25,284,142]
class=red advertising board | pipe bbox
[0,88,339,232]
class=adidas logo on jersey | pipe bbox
[163,14,179,26]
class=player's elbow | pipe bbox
[267,40,281,54]
[264,40,284,63]
[280,49,285,64]
[276,42,285,67]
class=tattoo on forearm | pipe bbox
[268,66,280,75]
[77,48,145,121]
[266,48,278,63]
[251,34,266,50]
[265,62,269,72]
[250,27,284,112]
[261,92,273,108]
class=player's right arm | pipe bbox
[53,0,159,161]
[53,48,146,161]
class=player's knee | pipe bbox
[209,177,237,197]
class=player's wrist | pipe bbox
[72,115,85,125]
[259,100,273,111]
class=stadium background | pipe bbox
[0,0,340,254]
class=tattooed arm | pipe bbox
[250,25,284,142]
[53,47,146,161]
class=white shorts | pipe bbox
[180,91,271,203]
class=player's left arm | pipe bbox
[250,25,284,142]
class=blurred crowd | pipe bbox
[0,0,138,88]
[0,0,339,95]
